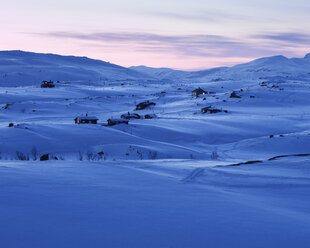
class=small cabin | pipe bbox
[208,109,222,114]
[75,116,98,124]
[120,112,141,120]
[230,91,241,98]
[201,106,212,113]
[201,107,223,114]
[107,118,129,126]
[192,88,207,97]
[41,80,55,88]
[144,114,157,119]
[136,101,156,110]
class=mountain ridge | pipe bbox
[1,50,310,85]
[0,50,152,86]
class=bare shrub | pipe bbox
[78,151,83,161]
[211,151,219,160]
[31,146,38,161]
[16,151,29,161]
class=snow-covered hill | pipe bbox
[0,51,310,161]
[0,50,151,86]
[130,65,227,81]
[2,51,310,87]
[0,50,310,248]
[1,157,310,248]
[131,53,310,82]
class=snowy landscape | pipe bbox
[1,50,310,247]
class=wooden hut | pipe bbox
[230,91,241,98]
[75,116,98,124]
[136,101,156,110]
[41,80,55,88]
[120,112,141,119]
[192,88,207,97]
[107,118,129,126]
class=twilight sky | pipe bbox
[1,0,310,70]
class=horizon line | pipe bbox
[1,49,309,71]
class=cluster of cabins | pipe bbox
[75,113,155,126]
[74,100,157,126]
[74,86,233,126]
[74,115,129,126]
[192,87,242,99]
[39,80,157,126]
[43,79,236,126]
[192,87,230,114]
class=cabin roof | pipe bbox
[192,88,206,93]
[137,101,148,105]
[201,106,212,110]
[121,113,139,117]
[108,118,127,122]
[76,116,98,120]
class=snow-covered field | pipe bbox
[0,51,310,247]
[1,158,310,248]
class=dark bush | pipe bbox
[40,154,49,161]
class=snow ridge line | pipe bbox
[181,153,310,183]
[217,153,310,168]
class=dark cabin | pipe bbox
[201,106,212,113]
[107,118,129,126]
[136,101,156,110]
[144,114,157,119]
[120,112,141,120]
[230,91,241,98]
[41,80,55,88]
[75,116,98,124]
[201,107,223,114]
[192,88,207,97]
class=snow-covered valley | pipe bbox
[0,51,310,247]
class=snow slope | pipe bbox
[0,51,310,247]
[1,51,310,161]
[131,53,310,82]
[0,50,151,86]
[1,76,310,161]
[0,157,309,248]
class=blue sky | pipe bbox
[1,0,310,69]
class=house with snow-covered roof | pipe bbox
[120,112,141,120]
[107,118,129,126]
[74,116,98,124]
[192,88,207,97]
[41,80,55,88]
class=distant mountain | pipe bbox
[1,51,310,86]
[129,65,231,82]
[129,65,187,79]
[131,54,310,82]
[129,66,176,76]
[0,50,151,86]
[218,54,310,80]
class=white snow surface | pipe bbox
[0,51,310,247]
